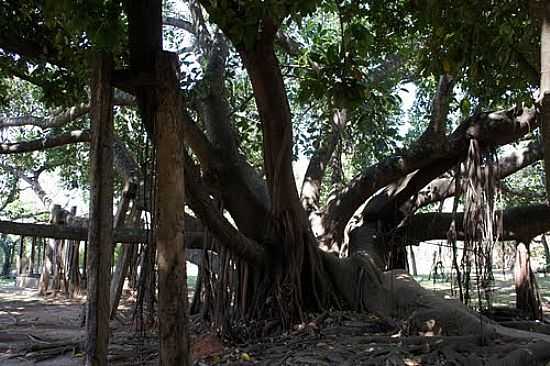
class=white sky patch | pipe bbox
[15,170,88,219]
[397,82,417,137]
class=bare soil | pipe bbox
[0,284,158,365]
[1,282,550,365]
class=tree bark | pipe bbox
[154,51,191,366]
[85,53,114,366]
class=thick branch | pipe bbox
[184,152,266,265]
[240,20,303,217]
[0,130,90,154]
[0,28,58,64]
[409,140,543,211]
[401,204,550,244]
[428,74,454,136]
[162,16,194,33]
[0,220,204,248]
[0,95,134,130]
[183,34,271,238]
[300,109,345,213]
[321,107,538,245]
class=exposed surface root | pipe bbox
[197,311,550,365]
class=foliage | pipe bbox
[412,0,538,107]
[0,0,547,225]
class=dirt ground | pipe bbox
[0,284,159,365]
[1,280,550,365]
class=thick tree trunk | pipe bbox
[514,242,542,320]
[154,51,191,366]
[238,22,335,323]
[124,0,162,135]
[85,53,114,366]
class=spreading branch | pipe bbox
[0,164,53,208]
[408,139,543,211]
[321,107,538,246]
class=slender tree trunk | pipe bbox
[541,1,550,200]
[109,244,131,318]
[110,206,140,319]
[30,237,36,275]
[1,234,11,275]
[127,243,139,289]
[39,239,54,294]
[135,240,156,327]
[514,242,543,320]
[109,183,138,319]
[85,53,114,366]
[541,234,550,272]
[154,51,191,366]
[82,240,87,285]
[67,240,80,297]
[409,246,418,276]
[18,236,24,275]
